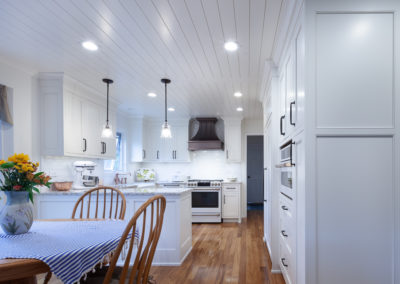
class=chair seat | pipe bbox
[82,266,156,284]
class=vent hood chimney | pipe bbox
[188,118,224,151]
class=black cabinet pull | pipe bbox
[143,150,146,159]
[281,205,289,211]
[104,142,106,154]
[290,101,296,126]
[281,230,288,237]
[157,150,159,159]
[280,115,285,136]
[100,142,105,154]
[281,258,288,267]
[83,138,87,152]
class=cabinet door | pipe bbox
[225,125,241,162]
[285,46,296,135]
[295,27,305,130]
[172,125,190,162]
[64,93,83,155]
[222,192,239,218]
[82,101,101,156]
[279,72,286,139]
[143,125,161,162]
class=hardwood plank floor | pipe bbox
[150,210,285,284]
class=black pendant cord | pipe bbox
[164,81,167,123]
[102,78,113,128]
[106,82,109,126]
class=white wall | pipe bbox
[0,58,36,157]
[131,150,241,181]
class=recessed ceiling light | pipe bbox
[234,92,242,98]
[236,107,243,112]
[168,107,175,112]
[224,41,238,52]
[148,92,157,97]
[82,41,98,51]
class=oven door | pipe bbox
[280,166,296,198]
[192,189,221,213]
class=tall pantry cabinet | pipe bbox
[261,1,400,284]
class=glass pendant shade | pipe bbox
[101,124,113,139]
[161,122,172,138]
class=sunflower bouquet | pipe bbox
[0,153,51,203]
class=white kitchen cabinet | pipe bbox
[222,183,241,223]
[40,73,117,159]
[168,124,190,162]
[279,27,305,142]
[63,92,83,155]
[143,124,161,162]
[224,118,242,163]
[141,120,190,163]
[81,101,100,156]
[34,190,192,266]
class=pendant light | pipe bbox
[160,78,172,138]
[101,78,114,139]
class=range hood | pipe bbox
[188,118,224,151]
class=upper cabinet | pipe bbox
[279,26,305,141]
[224,118,242,163]
[131,119,190,163]
[40,73,117,159]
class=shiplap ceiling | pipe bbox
[0,0,285,119]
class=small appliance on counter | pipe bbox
[72,161,99,189]
[135,168,156,182]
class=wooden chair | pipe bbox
[71,186,127,220]
[84,194,167,284]
[43,187,127,284]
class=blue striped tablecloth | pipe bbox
[0,220,136,284]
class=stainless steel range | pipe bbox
[188,179,223,223]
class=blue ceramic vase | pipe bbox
[0,191,33,235]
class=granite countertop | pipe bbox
[39,186,192,196]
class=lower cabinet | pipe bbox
[222,183,241,223]
[279,193,296,284]
[34,191,192,265]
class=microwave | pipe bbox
[279,140,295,166]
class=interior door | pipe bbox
[247,135,264,204]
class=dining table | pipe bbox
[0,218,135,284]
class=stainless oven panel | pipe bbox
[280,144,292,162]
[192,191,219,208]
[281,170,293,189]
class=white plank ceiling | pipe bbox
[0,0,283,119]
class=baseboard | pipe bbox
[152,247,192,266]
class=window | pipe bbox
[104,132,123,171]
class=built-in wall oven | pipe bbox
[188,180,222,223]
[276,141,295,198]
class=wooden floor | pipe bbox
[41,210,284,284]
[150,210,285,284]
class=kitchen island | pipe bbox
[33,187,192,266]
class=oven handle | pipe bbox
[192,213,221,216]
[275,162,293,168]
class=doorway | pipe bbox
[247,135,264,207]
